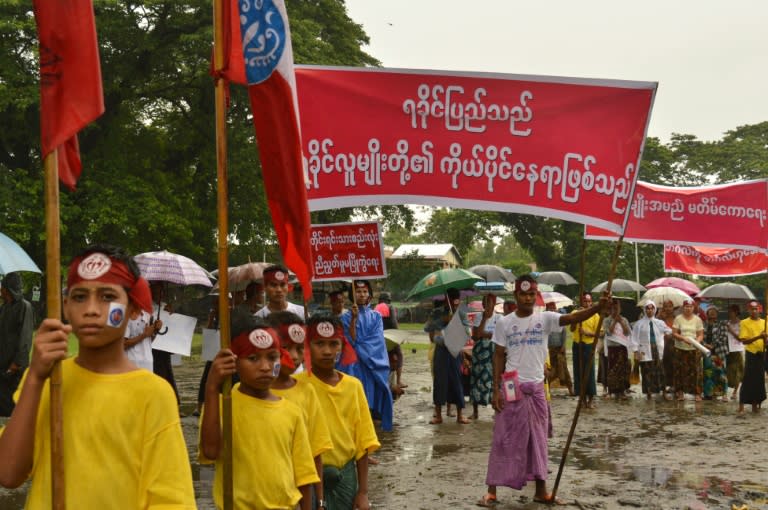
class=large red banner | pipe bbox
[664,245,767,276]
[310,221,386,281]
[297,66,656,234]
[584,179,768,250]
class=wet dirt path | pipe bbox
[2,346,767,509]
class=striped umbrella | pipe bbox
[134,250,213,287]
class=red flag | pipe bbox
[33,0,104,191]
[219,0,314,300]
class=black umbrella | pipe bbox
[468,264,515,283]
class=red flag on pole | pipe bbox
[33,0,105,191]
[219,0,314,300]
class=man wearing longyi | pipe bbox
[478,274,610,507]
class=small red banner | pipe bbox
[585,179,768,250]
[310,221,386,281]
[664,245,767,277]
[297,66,656,234]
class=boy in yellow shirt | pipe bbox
[200,320,318,509]
[737,300,767,414]
[0,244,195,509]
[268,311,333,508]
[295,315,380,510]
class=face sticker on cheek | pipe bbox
[107,302,126,328]
[334,352,342,364]
[272,361,281,377]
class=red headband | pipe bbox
[515,279,538,293]
[231,327,279,357]
[263,270,289,285]
[277,323,306,345]
[67,252,152,313]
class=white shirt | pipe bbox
[254,301,305,319]
[630,316,671,362]
[125,310,153,372]
[492,311,561,383]
[726,320,744,353]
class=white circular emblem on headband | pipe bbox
[288,324,305,344]
[316,321,334,338]
[274,271,286,281]
[520,281,531,291]
[249,329,274,349]
[77,253,112,280]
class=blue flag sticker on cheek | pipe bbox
[107,302,126,328]
[272,362,281,378]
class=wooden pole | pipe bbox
[44,150,65,509]
[551,238,624,500]
[212,1,233,508]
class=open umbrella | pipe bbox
[645,276,700,296]
[135,250,213,287]
[592,279,646,293]
[536,271,577,286]
[540,291,574,309]
[0,232,41,274]
[211,262,272,292]
[697,282,756,301]
[468,264,515,283]
[638,286,691,308]
[407,268,483,300]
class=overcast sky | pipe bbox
[344,0,767,144]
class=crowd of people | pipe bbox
[1,246,766,509]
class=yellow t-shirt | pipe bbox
[294,371,381,469]
[572,313,599,345]
[199,389,319,510]
[673,314,704,351]
[272,377,333,458]
[739,317,766,354]
[5,358,195,509]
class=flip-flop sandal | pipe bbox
[476,494,498,507]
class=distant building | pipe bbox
[390,243,462,268]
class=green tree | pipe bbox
[0,0,378,273]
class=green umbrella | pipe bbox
[406,268,483,301]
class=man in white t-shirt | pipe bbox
[254,265,305,319]
[482,274,609,506]
[124,310,154,372]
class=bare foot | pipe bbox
[429,417,443,424]
[470,413,479,420]
[457,416,470,424]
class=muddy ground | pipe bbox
[2,335,768,509]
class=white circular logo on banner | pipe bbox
[520,281,531,291]
[249,329,274,349]
[316,321,335,338]
[288,324,305,344]
[274,271,286,281]
[77,253,112,280]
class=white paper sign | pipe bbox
[443,312,471,358]
[151,311,197,357]
[202,328,221,361]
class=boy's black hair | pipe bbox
[267,311,305,328]
[515,274,537,287]
[307,312,342,331]
[74,244,141,280]
[263,264,289,278]
[446,287,460,300]
[244,281,263,299]
[348,280,372,301]
[231,315,270,338]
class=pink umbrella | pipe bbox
[645,276,700,296]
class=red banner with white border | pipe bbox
[584,179,768,250]
[310,221,386,281]
[297,66,656,234]
[664,245,767,276]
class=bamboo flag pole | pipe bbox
[212,1,233,508]
[551,237,624,500]
[44,150,65,510]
